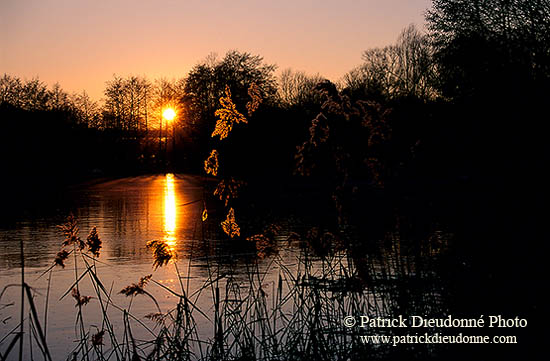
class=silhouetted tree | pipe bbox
[185,52,275,121]
[0,74,23,107]
[48,83,71,111]
[72,90,100,127]
[0,75,52,111]
[150,78,183,129]
[103,75,152,131]
[103,75,125,129]
[183,50,277,166]
[343,25,436,102]
[277,69,324,108]
[424,0,550,184]
[426,0,550,98]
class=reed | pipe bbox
[0,214,446,361]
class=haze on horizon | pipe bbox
[1,0,431,101]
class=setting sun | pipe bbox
[163,108,176,121]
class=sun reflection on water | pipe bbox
[164,173,177,250]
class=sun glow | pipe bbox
[163,173,177,249]
[163,108,176,122]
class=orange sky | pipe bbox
[1,0,431,101]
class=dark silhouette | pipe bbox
[1,2,548,357]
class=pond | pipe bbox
[0,174,450,360]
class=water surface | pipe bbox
[0,174,447,360]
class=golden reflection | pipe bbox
[163,173,177,250]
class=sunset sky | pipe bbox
[1,0,431,101]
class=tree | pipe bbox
[184,51,276,129]
[426,0,550,98]
[48,83,68,109]
[277,69,324,108]
[150,78,182,130]
[102,75,152,131]
[183,50,277,164]
[103,75,126,129]
[72,90,100,128]
[427,0,550,46]
[424,0,550,182]
[342,25,436,102]
[0,74,23,107]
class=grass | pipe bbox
[0,215,449,361]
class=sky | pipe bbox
[1,0,431,101]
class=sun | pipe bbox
[163,108,176,121]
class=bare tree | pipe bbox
[21,78,50,111]
[72,90,100,127]
[426,0,550,96]
[278,69,324,108]
[103,75,152,131]
[0,74,23,107]
[103,75,125,129]
[48,82,71,111]
[343,25,437,101]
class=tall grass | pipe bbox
[0,216,448,361]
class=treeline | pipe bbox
[1,0,548,213]
[0,50,315,183]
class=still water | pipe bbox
[0,174,447,360]
[1,174,205,270]
[0,174,306,359]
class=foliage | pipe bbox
[183,51,277,154]
[213,177,245,206]
[203,149,219,176]
[246,82,263,115]
[1,215,450,361]
[221,207,241,238]
[294,81,396,226]
[295,81,391,187]
[211,86,248,140]
[203,81,263,238]
[422,0,550,183]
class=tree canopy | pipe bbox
[426,0,550,98]
[184,51,277,127]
